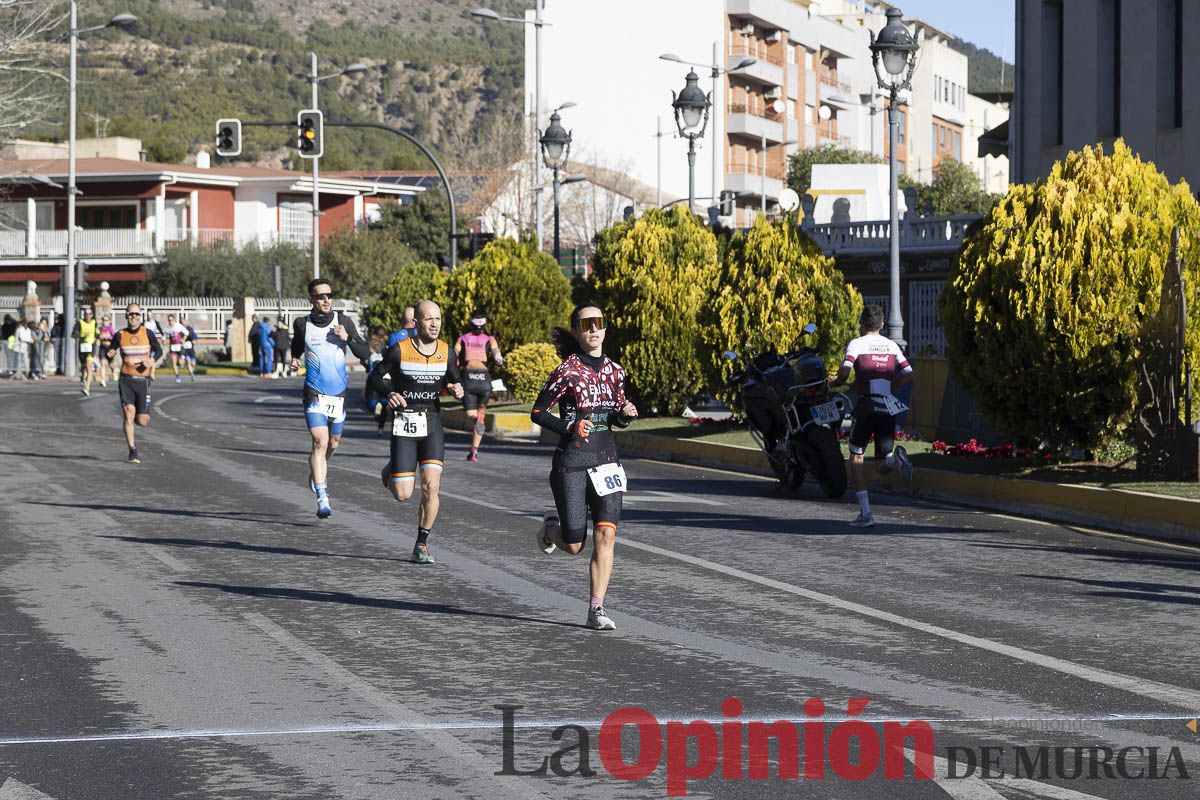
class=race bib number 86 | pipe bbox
[587,462,627,497]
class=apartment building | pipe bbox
[529,0,1008,228]
[1013,0,1198,187]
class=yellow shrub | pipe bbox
[501,342,561,402]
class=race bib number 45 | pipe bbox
[587,462,627,497]
[392,411,428,438]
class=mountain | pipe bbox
[35,0,528,170]
[947,38,1016,95]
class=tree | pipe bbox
[439,237,571,348]
[787,145,885,199]
[590,206,720,415]
[147,241,310,298]
[320,227,419,301]
[700,218,861,405]
[0,0,60,141]
[500,342,560,402]
[373,193,458,266]
[939,140,1200,451]
[363,260,446,332]
[919,158,996,216]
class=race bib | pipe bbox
[491,378,507,392]
[392,411,428,438]
[79,343,92,353]
[811,400,841,425]
[183,341,194,351]
[170,344,182,353]
[315,394,344,420]
[587,462,627,497]
[878,394,908,416]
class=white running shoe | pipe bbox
[849,513,876,528]
[893,445,915,481]
[586,606,616,631]
[537,512,558,554]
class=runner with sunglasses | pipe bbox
[102,303,162,464]
[454,309,504,462]
[289,279,370,519]
[531,304,638,631]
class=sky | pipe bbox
[890,0,1015,60]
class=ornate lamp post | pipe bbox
[671,70,711,214]
[539,107,573,262]
[869,7,919,351]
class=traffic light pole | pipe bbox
[310,53,321,281]
[234,119,457,269]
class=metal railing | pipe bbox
[1,228,259,258]
[817,123,850,147]
[726,159,787,180]
[817,66,851,94]
[801,210,983,255]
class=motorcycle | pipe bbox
[725,323,851,498]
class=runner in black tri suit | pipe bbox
[531,304,638,631]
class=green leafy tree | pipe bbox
[147,241,309,297]
[363,261,446,332]
[590,206,720,415]
[372,193,458,266]
[320,227,419,301]
[939,140,1200,450]
[700,218,861,405]
[920,158,996,216]
[439,238,571,348]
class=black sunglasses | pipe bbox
[573,316,605,332]
[310,293,333,301]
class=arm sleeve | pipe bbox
[71,321,80,338]
[368,346,397,397]
[290,318,306,360]
[146,328,163,359]
[445,352,461,385]
[612,368,633,428]
[530,366,570,436]
[101,331,118,360]
[340,315,371,361]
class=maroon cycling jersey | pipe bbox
[531,352,631,469]
[842,333,912,397]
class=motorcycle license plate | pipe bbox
[811,401,840,425]
[392,411,428,438]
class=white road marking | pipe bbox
[252,395,286,404]
[991,777,1109,799]
[624,490,726,506]
[0,778,57,799]
[147,549,190,573]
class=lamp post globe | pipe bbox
[869,8,919,88]
[539,111,571,170]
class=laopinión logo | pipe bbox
[495,700,1193,798]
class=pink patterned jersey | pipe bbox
[531,353,629,469]
[456,332,496,380]
[842,333,912,396]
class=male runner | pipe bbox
[369,300,464,564]
[72,307,98,396]
[103,303,162,464]
[164,314,190,383]
[290,279,371,518]
[387,306,417,347]
[831,305,915,527]
[454,310,504,462]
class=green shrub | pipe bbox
[363,261,446,332]
[321,227,420,301]
[940,140,1200,449]
[590,206,720,415]
[148,241,309,297]
[501,342,560,402]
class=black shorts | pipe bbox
[549,464,623,545]
[388,410,445,481]
[462,376,491,411]
[848,400,895,459]
[118,375,152,415]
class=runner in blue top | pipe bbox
[289,278,370,518]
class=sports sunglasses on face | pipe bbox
[310,293,333,301]
[574,316,606,332]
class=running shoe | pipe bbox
[175,375,182,383]
[537,511,558,554]
[466,449,478,462]
[81,386,89,396]
[99,379,107,388]
[128,447,140,465]
[586,606,616,631]
[380,463,390,490]
[316,496,332,519]
[893,445,914,481]
[849,513,875,528]
[411,543,435,564]
[190,374,196,382]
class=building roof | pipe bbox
[328,169,501,214]
[0,157,417,196]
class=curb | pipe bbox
[609,430,1200,546]
[443,408,539,438]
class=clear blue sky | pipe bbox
[894,0,1015,60]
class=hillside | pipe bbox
[35,0,528,170]
[948,38,1015,95]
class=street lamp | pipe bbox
[869,7,919,351]
[64,3,137,379]
[660,51,755,212]
[308,55,369,280]
[671,70,712,214]
[471,4,547,251]
[539,104,574,262]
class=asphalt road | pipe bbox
[0,377,1197,800]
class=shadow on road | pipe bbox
[623,507,996,537]
[31,500,313,529]
[1019,573,1200,606]
[0,449,102,461]
[949,538,1200,572]
[100,534,409,564]
[175,581,583,629]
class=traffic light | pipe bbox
[297,110,323,159]
[214,118,241,157]
[719,190,736,217]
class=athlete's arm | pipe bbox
[368,345,398,399]
[489,336,504,366]
[612,370,637,428]
[102,330,119,361]
[146,328,163,360]
[340,316,371,362]
[530,367,571,436]
[444,352,464,399]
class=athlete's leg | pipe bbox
[471,403,486,452]
[417,464,442,529]
[135,412,150,428]
[121,404,137,448]
[387,434,417,502]
[590,521,617,600]
[309,425,330,485]
[81,356,93,392]
[546,468,587,555]
[171,354,180,378]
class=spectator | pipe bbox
[256,316,275,378]
[97,315,116,387]
[248,314,260,373]
[272,318,292,378]
[39,317,57,376]
[14,319,33,380]
[29,317,47,379]
[1,314,15,376]
[50,315,64,375]
[223,319,233,361]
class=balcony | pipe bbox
[726,108,785,144]
[724,170,783,200]
[726,50,783,88]
[0,228,243,259]
[817,123,850,147]
[801,213,983,256]
[817,65,851,95]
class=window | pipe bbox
[280,200,313,245]
[1041,0,1064,146]
[953,130,962,160]
[1097,0,1120,136]
[897,108,906,144]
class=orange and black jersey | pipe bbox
[368,337,461,411]
[104,325,162,377]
